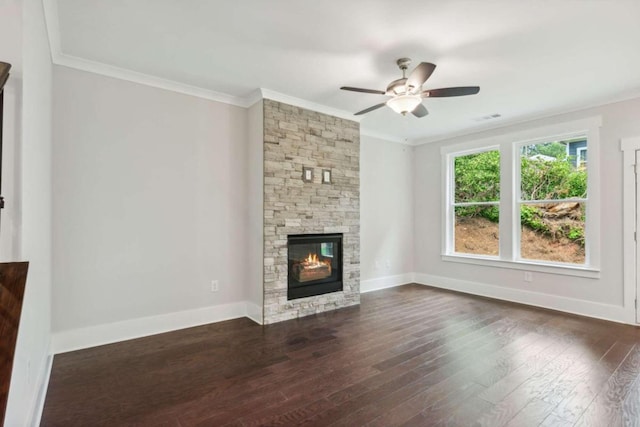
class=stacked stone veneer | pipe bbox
[263,99,360,324]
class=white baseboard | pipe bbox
[52,301,249,354]
[414,272,629,324]
[29,353,53,427]
[245,302,263,325]
[51,271,631,364]
[360,273,415,293]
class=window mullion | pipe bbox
[518,198,588,204]
[499,142,514,261]
[444,153,455,255]
[453,201,500,207]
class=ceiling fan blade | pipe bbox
[412,103,429,118]
[340,86,386,95]
[406,62,436,90]
[354,103,387,115]
[422,86,480,98]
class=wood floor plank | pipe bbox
[313,321,547,426]
[179,303,481,423]
[330,318,516,403]
[477,337,570,404]
[539,335,617,407]
[552,339,634,422]
[440,395,495,427]
[575,344,640,426]
[476,333,606,427]
[371,313,504,371]
[504,398,555,427]
[622,374,640,427]
[40,284,640,427]
[331,326,523,426]
[472,332,555,388]
[370,380,486,427]
[364,329,543,426]
[539,412,575,427]
[324,316,514,406]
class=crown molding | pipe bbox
[255,91,412,144]
[359,128,410,145]
[42,0,640,149]
[42,0,414,146]
[50,48,413,142]
[43,0,250,107]
[259,89,361,123]
[56,53,252,106]
[243,89,264,108]
[412,89,640,147]
[42,0,61,62]
[42,0,365,119]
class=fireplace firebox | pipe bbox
[287,234,343,300]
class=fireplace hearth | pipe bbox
[288,234,343,300]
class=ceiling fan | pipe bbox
[340,58,480,117]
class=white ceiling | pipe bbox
[50,0,640,143]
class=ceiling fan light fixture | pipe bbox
[387,94,422,115]
[341,58,478,118]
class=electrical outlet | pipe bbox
[524,272,533,282]
[385,260,391,269]
[375,260,381,270]
[211,280,219,292]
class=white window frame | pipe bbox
[447,145,501,260]
[441,117,601,278]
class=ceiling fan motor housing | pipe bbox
[386,58,421,95]
[386,78,408,95]
[396,57,412,70]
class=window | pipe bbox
[518,140,587,264]
[576,147,587,169]
[453,149,500,257]
[442,117,600,277]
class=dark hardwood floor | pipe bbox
[41,284,640,426]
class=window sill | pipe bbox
[441,254,600,279]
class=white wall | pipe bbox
[5,0,54,425]
[52,67,249,348]
[413,96,640,322]
[50,72,420,345]
[246,100,263,323]
[360,135,414,292]
[0,0,23,260]
[51,66,423,348]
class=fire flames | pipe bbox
[303,253,330,268]
[292,252,332,282]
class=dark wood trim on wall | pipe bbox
[0,262,29,425]
[0,62,12,230]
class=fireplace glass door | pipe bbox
[287,234,343,300]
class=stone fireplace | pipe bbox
[261,99,360,324]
